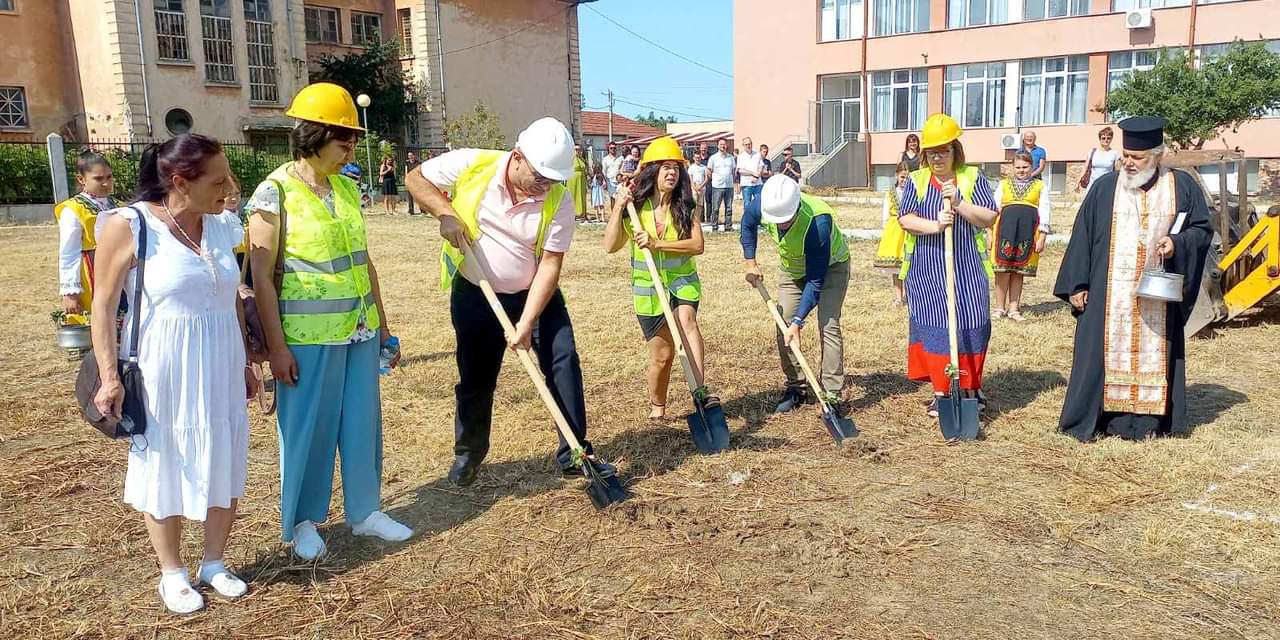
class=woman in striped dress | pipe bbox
[897,114,999,417]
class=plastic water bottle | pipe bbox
[379,336,400,375]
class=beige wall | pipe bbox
[305,0,396,62]
[735,0,1280,165]
[0,1,83,140]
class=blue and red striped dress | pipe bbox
[898,172,995,393]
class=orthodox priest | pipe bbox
[1054,116,1212,441]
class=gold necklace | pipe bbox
[290,163,332,197]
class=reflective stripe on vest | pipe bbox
[899,166,995,281]
[438,150,566,289]
[269,164,381,344]
[762,194,850,281]
[627,199,701,316]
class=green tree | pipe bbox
[445,101,506,149]
[1100,40,1280,150]
[635,110,677,130]
[310,41,416,144]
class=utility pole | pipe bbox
[605,89,615,142]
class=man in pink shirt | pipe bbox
[407,117,610,487]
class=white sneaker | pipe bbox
[198,564,247,598]
[351,510,412,542]
[292,520,327,560]
[158,573,205,615]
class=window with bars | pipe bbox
[871,68,927,132]
[155,0,190,61]
[246,19,278,103]
[398,8,413,56]
[351,11,382,47]
[305,6,339,44]
[944,62,1008,129]
[1019,55,1089,125]
[1023,0,1088,20]
[200,0,236,83]
[0,86,28,129]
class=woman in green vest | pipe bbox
[247,82,411,561]
[604,136,714,421]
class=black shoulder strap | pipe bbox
[128,205,147,363]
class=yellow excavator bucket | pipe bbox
[1218,207,1280,319]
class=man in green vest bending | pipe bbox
[407,117,610,487]
[742,175,852,414]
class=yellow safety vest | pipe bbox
[438,150,567,289]
[269,163,381,345]
[899,166,994,281]
[763,193,850,280]
[625,199,701,316]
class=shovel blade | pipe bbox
[687,398,731,454]
[581,460,628,510]
[937,381,980,441]
[823,408,859,445]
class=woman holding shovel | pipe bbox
[897,114,998,420]
[604,136,716,422]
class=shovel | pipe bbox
[626,203,731,453]
[463,243,627,509]
[753,280,858,445]
[937,198,980,441]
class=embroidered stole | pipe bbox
[1103,169,1177,415]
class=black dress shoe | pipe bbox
[774,387,809,413]
[561,455,617,479]
[448,457,480,487]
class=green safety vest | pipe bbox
[439,150,567,289]
[626,199,701,316]
[270,163,381,345]
[899,166,995,281]
[763,193,850,280]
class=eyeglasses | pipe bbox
[522,156,562,187]
[924,148,953,159]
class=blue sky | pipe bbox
[578,0,734,123]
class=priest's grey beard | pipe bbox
[1120,166,1158,191]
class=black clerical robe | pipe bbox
[1053,168,1213,441]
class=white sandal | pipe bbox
[158,576,205,615]
[198,569,248,598]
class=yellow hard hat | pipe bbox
[919,113,962,149]
[640,136,687,167]
[285,82,366,131]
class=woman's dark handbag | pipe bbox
[239,180,287,414]
[76,206,148,440]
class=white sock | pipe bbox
[197,559,225,580]
[161,567,189,588]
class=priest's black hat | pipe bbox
[1118,116,1166,151]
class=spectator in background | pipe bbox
[737,137,764,212]
[1080,126,1121,196]
[778,147,802,181]
[689,151,709,222]
[601,142,623,204]
[379,156,399,214]
[620,146,642,183]
[568,143,589,220]
[1021,131,1047,181]
[698,141,713,215]
[708,138,737,232]
[901,134,921,171]
[405,151,423,215]
[760,144,773,179]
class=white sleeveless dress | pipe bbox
[104,205,250,520]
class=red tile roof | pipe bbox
[580,111,666,138]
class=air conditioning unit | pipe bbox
[1000,133,1020,150]
[1125,8,1152,29]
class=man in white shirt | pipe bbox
[736,137,764,212]
[600,141,623,205]
[707,138,737,231]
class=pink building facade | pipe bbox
[734,0,1280,192]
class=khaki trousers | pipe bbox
[774,259,849,394]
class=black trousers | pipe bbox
[450,277,592,468]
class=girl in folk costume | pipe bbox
[590,166,607,221]
[897,114,999,418]
[874,161,911,306]
[990,152,1050,321]
[604,136,717,422]
[55,151,120,324]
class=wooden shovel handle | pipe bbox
[625,203,702,393]
[463,242,586,452]
[942,197,961,373]
[752,280,835,414]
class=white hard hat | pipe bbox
[516,117,575,181]
[760,175,802,223]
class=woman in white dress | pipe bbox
[91,134,256,615]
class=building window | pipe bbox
[0,0,14,11]
[820,0,863,41]
[351,11,382,47]
[165,108,194,135]
[1111,0,1191,9]
[1024,0,1088,20]
[405,102,420,145]
[872,0,929,36]
[948,0,1010,28]
[243,0,270,21]
[1019,55,1088,125]
[200,0,236,83]
[817,74,862,152]
[305,6,339,44]
[0,87,29,129]
[155,0,190,62]
[1106,50,1158,94]
[245,5,278,103]
[944,62,1008,129]
[1198,40,1280,117]
[397,8,413,56]
[871,68,927,132]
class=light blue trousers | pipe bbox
[277,338,383,541]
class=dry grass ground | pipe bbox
[2,213,1279,639]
